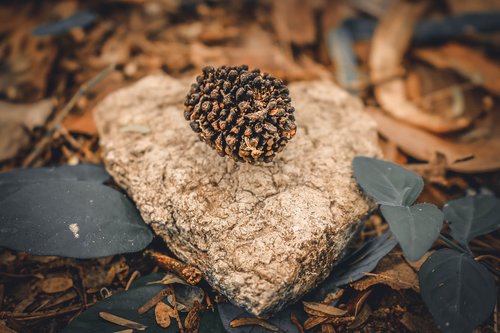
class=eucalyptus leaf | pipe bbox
[443,195,500,247]
[218,302,305,333]
[0,165,153,258]
[419,249,496,333]
[380,203,442,261]
[305,231,397,300]
[353,157,424,206]
[62,274,179,333]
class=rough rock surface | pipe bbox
[95,74,381,316]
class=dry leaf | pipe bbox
[349,304,372,329]
[229,317,280,331]
[303,301,348,317]
[0,99,53,161]
[155,301,173,328]
[369,0,471,133]
[414,43,500,95]
[369,107,500,173]
[304,316,328,330]
[40,276,74,294]
[99,312,147,330]
[351,254,419,292]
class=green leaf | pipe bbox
[353,157,424,206]
[380,204,443,261]
[0,164,153,258]
[419,249,496,333]
[443,195,500,247]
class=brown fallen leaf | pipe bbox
[351,254,419,292]
[0,99,53,161]
[155,301,173,328]
[40,276,74,294]
[272,0,317,46]
[414,43,500,95]
[229,317,280,331]
[99,312,147,330]
[304,316,328,330]
[368,107,500,173]
[303,302,348,317]
[369,0,471,133]
[349,304,372,329]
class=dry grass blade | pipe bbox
[99,311,147,330]
[303,302,347,317]
[229,317,280,331]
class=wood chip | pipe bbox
[99,312,147,330]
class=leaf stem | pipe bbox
[438,234,468,254]
[438,234,500,277]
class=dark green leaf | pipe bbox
[353,157,423,206]
[62,274,179,333]
[218,302,305,333]
[419,249,496,333]
[381,204,442,261]
[307,231,397,296]
[0,165,152,258]
[443,195,500,247]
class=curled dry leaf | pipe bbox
[303,302,347,317]
[414,43,500,95]
[98,311,147,330]
[155,301,173,328]
[369,0,471,133]
[40,276,74,294]
[351,254,419,292]
[369,107,500,173]
[229,317,280,331]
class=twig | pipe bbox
[170,286,185,333]
[137,287,170,315]
[22,64,116,167]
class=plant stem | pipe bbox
[438,234,468,254]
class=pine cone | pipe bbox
[184,65,297,163]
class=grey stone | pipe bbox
[94,74,381,316]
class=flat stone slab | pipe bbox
[95,74,381,315]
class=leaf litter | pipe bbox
[1,0,500,332]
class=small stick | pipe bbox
[125,270,141,291]
[22,64,116,167]
[170,286,185,333]
[148,251,202,285]
[137,287,170,315]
